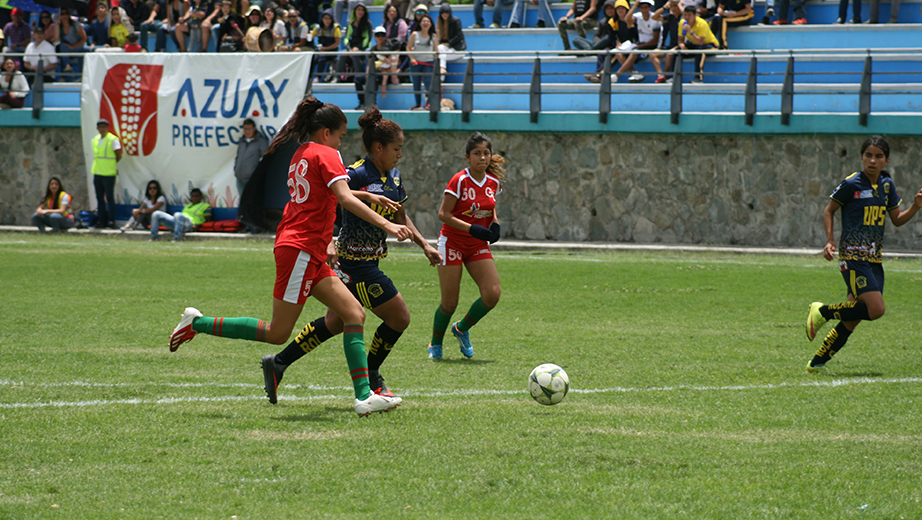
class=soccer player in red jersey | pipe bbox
[168,97,413,416]
[805,135,922,374]
[428,132,505,360]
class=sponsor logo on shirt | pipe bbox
[854,189,874,199]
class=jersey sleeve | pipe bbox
[444,171,463,198]
[319,148,349,187]
[885,178,902,211]
[347,163,372,190]
[829,177,855,206]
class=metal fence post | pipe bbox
[744,56,757,126]
[599,51,611,124]
[529,56,541,123]
[859,55,872,127]
[32,58,44,120]
[781,55,794,126]
[429,56,441,122]
[363,58,377,110]
[462,58,474,123]
[670,52,682,125]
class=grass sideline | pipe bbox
[2,234,922,519]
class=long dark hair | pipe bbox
[266,96,347,154]
[43,176,65,207]
[358,106,402,156]
[465,132,505,180]
[860,135,891,178]
[416,15,434,38]
[146,179,165,203]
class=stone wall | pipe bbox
[4,128,922,250]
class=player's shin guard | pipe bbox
[811,322,852,367]
[368,323,402,371]
[456,297,493,332]
[431,304,454,346]
[343,324,371,400]
[822,301,871,322]
[275,317,334,366]
[192,316,268,341]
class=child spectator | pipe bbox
[612,0,663,83]
[354,25,396,108]
[125,32,145,51]
[310,9,340,78]
[710,0,752,49]
[0,56,29,108]
[110,8,131,47]
[557,0,599,51]
[150,188,213,242]
[677,4,718,83]
[86,3,111,49]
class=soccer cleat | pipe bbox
[354,392,402,416]
[451,322,474,358]
[428,343,443,360]
[806,302,828,341]
[261,354,284,404]
[169,307,202,352]
[369,370,395,397]
[806,360,831,375]
[628,73,645,83]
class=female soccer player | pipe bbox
[260,107,441,403]
[805,135,922,373]
[169,97,412,416]
[428,132,504,360]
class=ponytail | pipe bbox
[357,105,403,154]
[266,97,347,155]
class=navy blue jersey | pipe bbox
[829,171,902,263]
[336,157,407,261]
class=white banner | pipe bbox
[81,53,313,211]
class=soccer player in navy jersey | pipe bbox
[261,106,441,401]
[805,136,922,374]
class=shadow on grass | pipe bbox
[835,371,885,378]
[275,410,340,422]
[430,358,496,365]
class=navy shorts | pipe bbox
[334,259,399,310]
[838,259,885,298]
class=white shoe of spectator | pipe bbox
[610,73,619,83]
[628,73,645,83]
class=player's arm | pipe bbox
[326,239,339,268]
[438,192,494,242]
[395,207,441,266]
[822,199,841,261]
[352,191,401,213]
[331,179,410,240]
[889,187,922,227]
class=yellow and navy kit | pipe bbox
[336,157,408,261]
[830,171,902,263]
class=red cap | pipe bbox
[11,7,22,16]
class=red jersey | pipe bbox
[439,168,502,248]
[275,142,350,259]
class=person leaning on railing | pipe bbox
[0,56,29,109]
[22,30,58,85]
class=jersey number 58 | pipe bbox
[288,159,311,203]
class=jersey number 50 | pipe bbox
[288,159,311,203]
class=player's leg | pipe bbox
[262,310,343,404]
[367,293,410,395]
[430,263,463,359]
[450,257,501,358]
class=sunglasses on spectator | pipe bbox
[416,10,426,14]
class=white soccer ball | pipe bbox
[528,363,570,406]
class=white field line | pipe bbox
[1,377,920,409]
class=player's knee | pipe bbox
[868,304,885,320]
[265,327,291,345]
[482,285,501,308]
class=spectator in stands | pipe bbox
[759,0,774,24]
[436,3,465,80]
[510,0,553,28]
[167,0,192,52]
[693,0,717,19]
[0,56,29,108]
[280,8,309,50]
[384,0,410,21]
[85,3,111,49]
[300,0,332,27]
[122,180,167,231]
[333,0,368,32]
[408,13,436,109]
[23,30,58,85]
[613,0,663,82]
[710,0,751,48]
[140,0,169,51]
[384,4,408,80]
[676,4,718,83]
[217,1,247,51]
[185,0,214,51]
[310,9,340,77]
[2,8,31,54]
[836,0,860,23]
[55,8,87,78]
[408,3,429,33]
[334,3,372,82]
[150,187,213,242]
[472,0,513,28]
[109,8,131,47]
[123,0,153,35]
[774,0,807,24]
[235,119,268,232]
[125,32,146,51]
[36,11,58,46]
[91,118,122,229]
[869,0,899,23]
[261,7,286,47]
[557,0,598,51]
[372,25,399,95]
[579,0,624,82]
[32,177,75,233]
[652,0,682,82]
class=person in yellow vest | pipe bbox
[677,4,719,84]
[149,188,213,242]
[91,118,123,229]
[32,177,76,232]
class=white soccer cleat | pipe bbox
[169,307,203,352]
[354,392,402,417]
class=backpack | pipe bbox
[197,219,246,232]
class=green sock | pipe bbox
[343,324,371,400]
[192,316,267,342]
[456,297,493,332]
[431,304,453,346]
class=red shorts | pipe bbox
[437,234,494,266]
[274,246,337,304]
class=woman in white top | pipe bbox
[407,15,437,109]
[260,7,287,47]
[0,57,30,109]
[122,180,168,230]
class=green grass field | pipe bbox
[2,234,922,519]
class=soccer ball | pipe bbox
[528,363,569,405]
